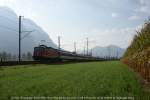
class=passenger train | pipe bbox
[33,45,104,61]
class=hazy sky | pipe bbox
[0,0,150,51]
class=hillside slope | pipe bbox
[0,6,57,54]
[122,19,150,82]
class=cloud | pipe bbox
[134,6,149,14]
[111,12,119,18]
[139,0,145,5]
[128,15,140,20]
[0,0,15,5]
[139,6,149,13]
[0,0,146,50]
[134,0,150,14]
[87,24,143,48]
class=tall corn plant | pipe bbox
[123,19,150,58]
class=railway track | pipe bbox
[0,61,39,66]
[0,58,118,67]
[0,60,103,67]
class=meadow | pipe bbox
[0,61,144,100]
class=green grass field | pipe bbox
[0,61,144,99]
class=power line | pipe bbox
[84,45,86,56]
[90,49,92,56]
[22,21,32,26]
[74,42,76,53]
[22,18,36,29]
[58,36,61,50]
[18,15,35,62]
[21,30,35,40]
[87,37,88,56]
[0,15,19,24]
[0,24,18,33]
[0,14,35,62]
[58,36,61,58]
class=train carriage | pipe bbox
[33,45,102,61]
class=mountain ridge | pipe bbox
[92,45,125,58]
[0,6,57,54]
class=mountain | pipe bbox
[0,6,57,54]
[92,45,125,58]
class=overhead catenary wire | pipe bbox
[22,22,33,28]
[0,12,97,57]
[0,15,19,36]
[0,19,35,38]
[18,16,34,62]
[21,30,35,40]
[87,37,88,55]
[0,15,19,24]
[74,42,76,53]
[21,17,35,40]
[0,24,18,33]
[22,18,36,29]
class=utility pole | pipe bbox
[19,16,22,62]
[86,38,88,56]
[83,44,85,56]
[91,49,92,56]
[108,47,111,59]
[18,16,33,62]
[58,36,61,58]
[58,36,60,50]
[74,42,76,54]
[116,49,118,59]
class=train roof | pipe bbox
[35,45,95,58]
[35,45,73,53]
